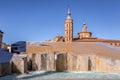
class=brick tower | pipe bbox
[65,8,73,42]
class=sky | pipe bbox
[0,0,120,44]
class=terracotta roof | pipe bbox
[74,38,120,42]
[27,42,120,59]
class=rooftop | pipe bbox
[27,42,120,59]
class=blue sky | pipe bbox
[0,0,120,44]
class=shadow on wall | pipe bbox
[0,62,11,76]
[27,59,32,71]
[88,57,92,71]
[12,55,28,74]
[56,53,67,72]
[12,62,22,74]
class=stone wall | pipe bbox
[46,53,55,71]
[87,55,120,73]
[67,53,77,71]
[0,53,119,76]
[0,62,11,76]
[67,54,88,71]
[110,59,120,73]
[12,60,24,74]
[27,53,120,73]
[3,52,120,76]
[61,53,120,73]
[32,53,41,71]
[27,54,32,71]
[32,53,55,71]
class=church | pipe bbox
[50,8,120,47]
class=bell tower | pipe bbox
[78,23,92,39]
[65,8,73,42]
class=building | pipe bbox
[47,8,120,47]
[10,8,120,73]
[65,8,73,42]
[78,23,92,39]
